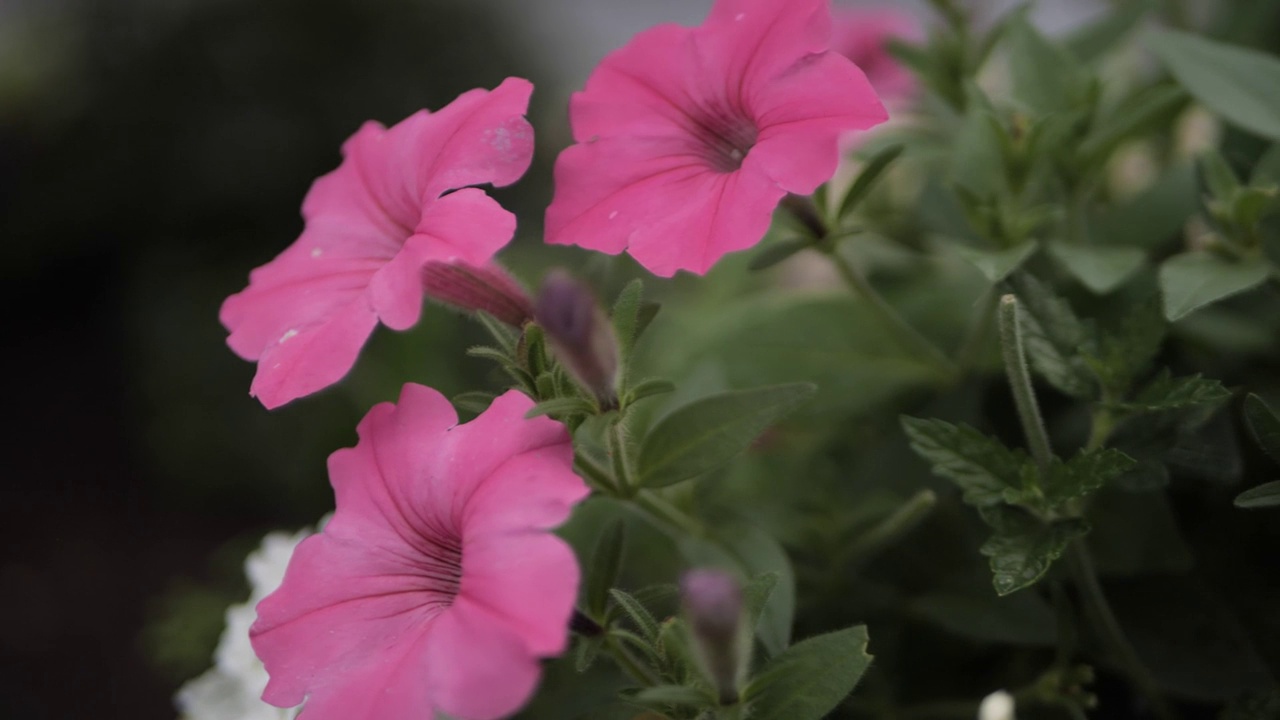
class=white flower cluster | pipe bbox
[175,525,314,720]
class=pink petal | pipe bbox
[323,384,459,551]
[546,137,784,276]
[748,52,887,194]
[698,0,833,87]
[369,189,517,330]
[425,600,542,720]
[251,533,441,715]
[457,531,581,656]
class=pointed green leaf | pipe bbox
[1244,394,1280,463]
[838,143,905,220]
[979,507,1090,595]
[587,521,626,618]
[626,378,676,405]
[1048,242,1147,294]
[745,626,873,720]
[629,685,713,710]
[473,311,519,354]
[451,392,496,414]
[900,417,1029,507]
[1079,84,1187,170]
[1084,295,1167,394]
[609,589,660,642]
[1234,481,1280,509]
[1200,150,1242,201]
[638,383,815,489]
[611,279,645,359]
[1042,448,1138,506]
[1066,0,1154,63]
[955,242,1040,283]
[575,635,603,672]
[525,397,596,419]
[466,345,513,366]
[1115,371,1232,412]
[1008,13,1081,114]
[742,572,780,634]
[1148,29,1280,142]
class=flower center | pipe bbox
[417,535,464,612]
[689,106,758,173]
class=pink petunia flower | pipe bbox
[830,5,919,106]
[220,78,535,409]
[544,0,887,277]
[250,385,589,720]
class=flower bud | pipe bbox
[422,261,534,327]
[680,568,748,705]
[534,270,619,408]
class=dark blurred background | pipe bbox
[1,0,1266,717]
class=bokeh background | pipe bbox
[3,0,1276,718]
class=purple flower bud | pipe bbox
[422,261,534,327]
[535,271,619,407]
[680,568,748,705]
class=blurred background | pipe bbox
[2,0,1275,718]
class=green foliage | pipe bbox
[1114,371,1233,412]
[1039,449,1138,506]
[1008,274,1098,398]
[637,383,815,489]
[838,143,906,221]
[1047,242,1147,294]
[900,416,1027,506]
[587,521,626,619]
[744,626,873,720]
[1244,394,1280,462]
[1234,481,1280,508]
[1149,29,1280,141]
[955,242,1040,283]
[979,506,1090,596]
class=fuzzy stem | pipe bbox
[607,419,637,495]
[1067,543,1177,720]
[604,633,661,687]
[998,295,1053,472]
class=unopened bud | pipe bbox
[535,271,619,408]
[680,568,748,705]
[422,261,534,327]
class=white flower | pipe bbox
[978,690,1016,720]
[175,524,317,720]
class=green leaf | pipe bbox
[575,635,603,672]
[745,626,873,720]
[950,106,1006,196]
[1008,13,1081,114]
[587,521,626,618]
[609,589,660,642]
[1200,150,1242,201]
[742,572,780,635]
[749,237,815,271]
[1243,394,1280,463]
[1047,242,1147,294]
[451,391,495,414]
[910,591,1055,646]
[466,344,512,366]
[628,685,713,710]
[955,242,1040,283]
[626,378,676,406]
[525,397,596,419]
[1251,143,1280,185]
[473,311,520,354]
[638,383,815,489]
[1009,274,1097,398]
[1115,371,1232,412]
[1041,448,1138,506]
[900,417,1029,507]
[1078,84,1187,169]
[1084,294,1167,394]
[979,507,1090,595]
[611,279,645,360]
[1233,481,1280,508]
[838,143,905,220]
[1148,29,1280,142]
[1065,0,1154,63]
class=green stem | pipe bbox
[604,632,661,687]
[633,490,705,539]
[826,248,960,382]
[575,452,619,495]
[998,295,1054,472]
[1067,543,1177,720]
[1085,406,1115,453]
[839,489,937,567]
[607,418,637,495]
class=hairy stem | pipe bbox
[998,295,1053,472]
